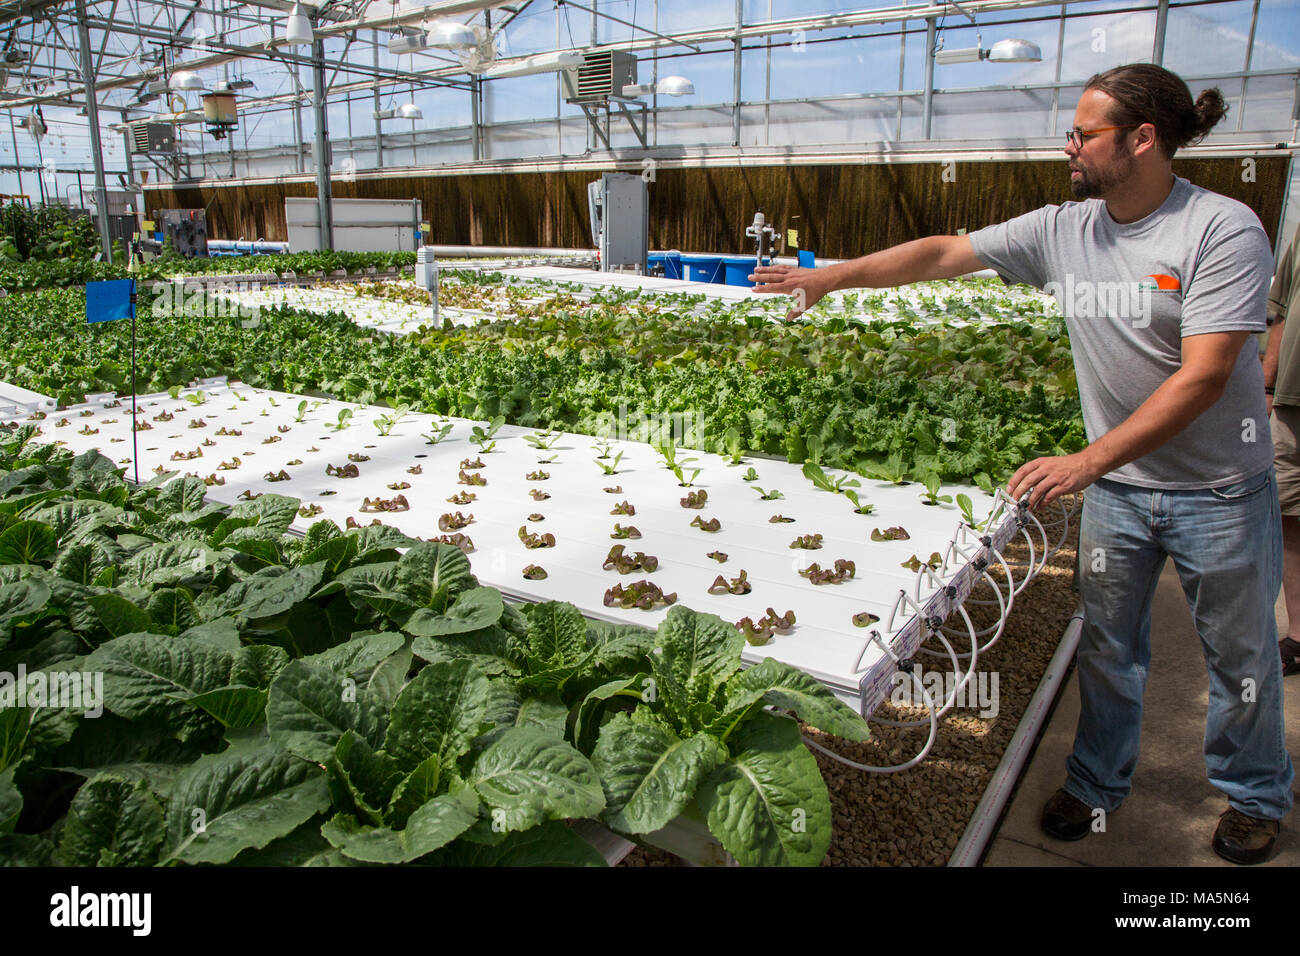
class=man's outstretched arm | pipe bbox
[750,235,986,320]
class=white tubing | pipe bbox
[947,605,1086,866]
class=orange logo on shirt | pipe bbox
[1141,273,1181,291]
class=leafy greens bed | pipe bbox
[0,251,417,293]
[0,281,1084,487]
[0,425,871,866]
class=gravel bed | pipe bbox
[621,510,1082,867]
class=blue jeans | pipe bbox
[1067,468,1294,821]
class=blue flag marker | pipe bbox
[86,278,136,324]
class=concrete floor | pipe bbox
[986,563,1300,867]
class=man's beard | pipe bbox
[1069,149,1136,198]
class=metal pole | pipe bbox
[373,30,383,168]
[1048,3,1065,136]
[732,0,742,147]
[33,134,46,204]
[76,0,113,258]
[1237,0,1259,133]
[120,111,135,188]
[922,16,936,140]
[1152,0,1168,65]
[312,34,334,250]
[470,75,481,160]
[8,112,24,198]
[294,66,306,173]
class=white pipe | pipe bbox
[947,604,1085,866]
[428,244,596,257]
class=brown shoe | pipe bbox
[1280,637,1300,676]
[1040,788,1095,841]
[1212,808,1279,865]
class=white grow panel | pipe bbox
[35,383,1020,716]
[492,266,1058,325]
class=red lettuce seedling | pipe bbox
[430,533,474,553]
[680,489,708,509]
[603,545,658,574]
[798,559,856,585]
[519,526,556,549]
[604,580,676,610]
[707,570,751,595]
[438,511,473,530]
[363,494,410,513]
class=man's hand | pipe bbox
[1007,451,1104,510]
[750,264,836,320]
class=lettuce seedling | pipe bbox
[802,462,860,495]
[523,430,560,450]
[373,404,411,437]
[595,451,624,476]
[469,415,505,452]
[918,472,953,507]
[671,463,700,487]
[843,490,875,515]
[328,408,353,432]
[422,422,454,445]
[956,493,987,530]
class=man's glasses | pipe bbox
[1065,124,1140,148]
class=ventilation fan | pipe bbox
[456,26,498,74]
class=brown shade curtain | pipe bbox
[146,156,1289,257]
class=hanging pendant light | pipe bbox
[284,3,314,46]
[424,19,476,50]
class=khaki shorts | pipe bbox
[1273,403,1300,515]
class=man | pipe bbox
[1262,227,1300,676]
[752,63,1292,865]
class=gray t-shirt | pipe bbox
[969,176,1274,490]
